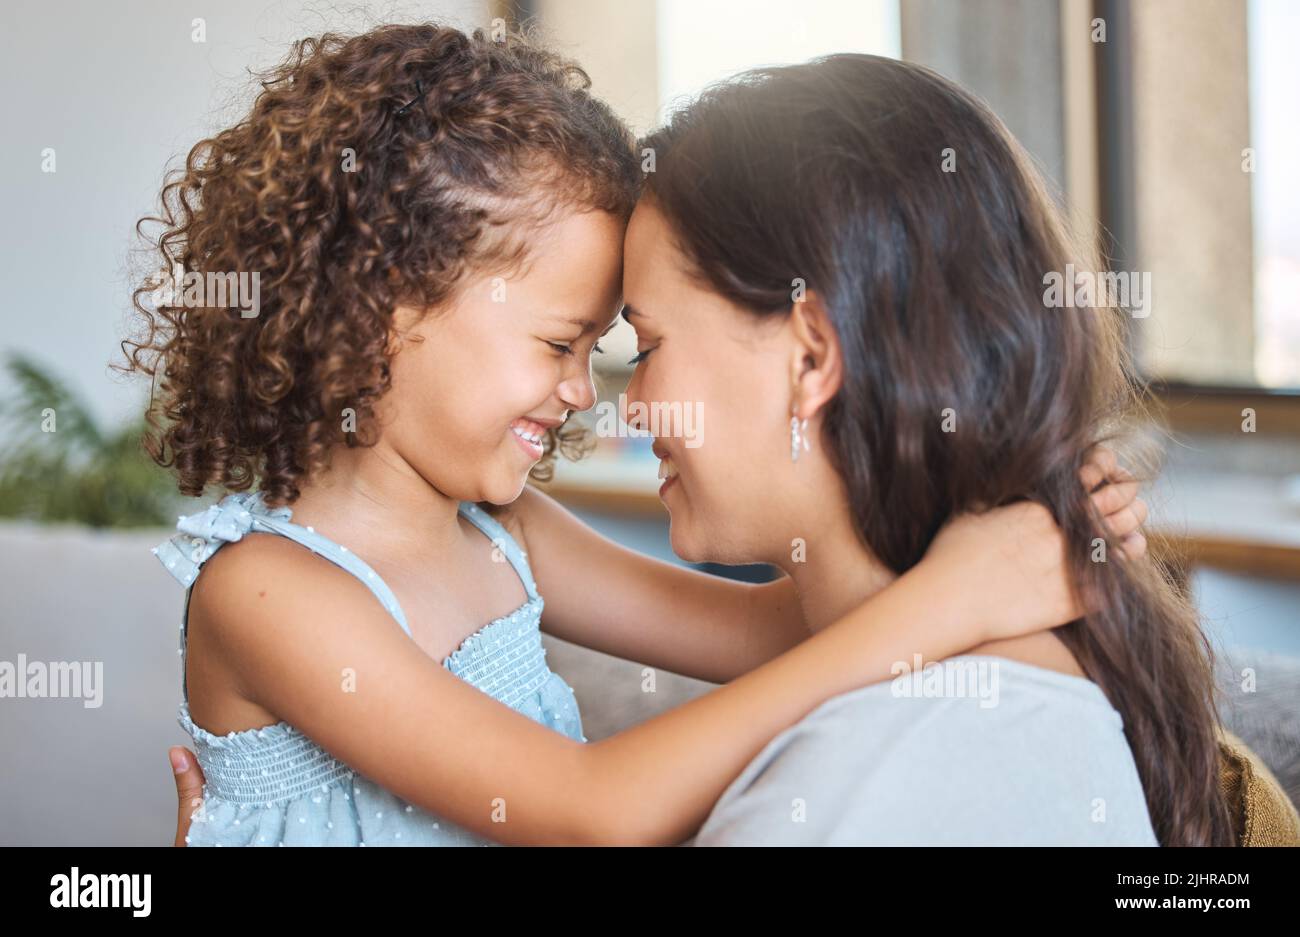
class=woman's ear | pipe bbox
[787,292,843,420]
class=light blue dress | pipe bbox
[153,490,586,846]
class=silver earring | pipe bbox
[790,407,810,462]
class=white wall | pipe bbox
[0,0,489,429]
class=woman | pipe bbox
[618,54,1232,845]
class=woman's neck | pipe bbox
[767,479,1086,679]
[768,488,898,634]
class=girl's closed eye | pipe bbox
[547,340,605,356]
[628,347,655,365]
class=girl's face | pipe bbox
[379,207,625,505]
[621,200,802,564]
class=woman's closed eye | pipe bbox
[627,347,655,365]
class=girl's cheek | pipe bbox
[507,351,554,400]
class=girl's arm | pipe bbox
[511,446,1146,683]
[175,500,1087,846]
[511,483,806,684]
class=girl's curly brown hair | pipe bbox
[118,23,641,506]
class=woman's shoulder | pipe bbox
[710,652,1131,812]
[696,654,1154,845]
[966,631,1087,678]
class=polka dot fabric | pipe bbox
[155,491,586,846]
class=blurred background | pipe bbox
[1,0,1296,845]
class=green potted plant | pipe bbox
[0,353,179,528]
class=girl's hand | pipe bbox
[169,747,204,846]
[917,445,1147,645]
[1080,444,1148,560]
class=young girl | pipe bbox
[128,23,1141,846]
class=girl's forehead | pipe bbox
[542,307,621,335]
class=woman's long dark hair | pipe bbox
[642,54,1233,846]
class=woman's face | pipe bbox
[622,199,801,564]
[380,207,625,505]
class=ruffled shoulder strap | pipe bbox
[153,491,291,589]
[154,490,414,702]
[154,490,409,627]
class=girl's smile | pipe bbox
[509,416,552,460]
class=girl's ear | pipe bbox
[388,304,429,352]
[787,292,843,420]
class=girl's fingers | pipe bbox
[1079,448,1148,563]
[1116,531,1147,562]
[1079,445,1119,492]
[1090,478,1139,518]
[1128,496,1149,531]
[1105,507,1137,539]
[1080,464,1101,492]
[1103,496,1148,539]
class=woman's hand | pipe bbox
[169,747,205,846]
[918,445,1147,645]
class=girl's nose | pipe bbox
[558,367,597,413]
